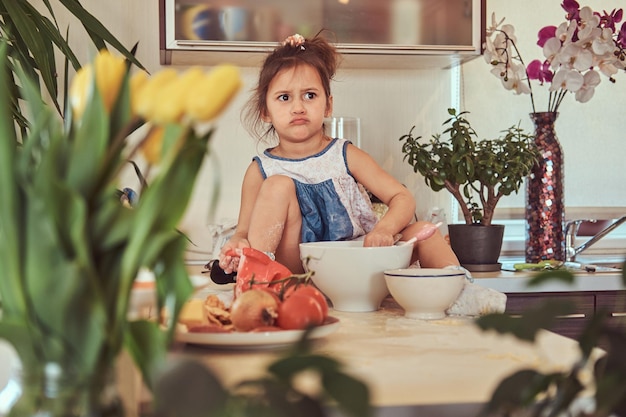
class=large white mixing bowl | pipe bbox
[299,241,412,312]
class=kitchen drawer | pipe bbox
[596,291,626,331]
[505,292,595,340]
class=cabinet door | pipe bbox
[159,0,485,68]
[596,292,626,331]
[505,293,595,340]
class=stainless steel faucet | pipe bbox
[565,216,626,262]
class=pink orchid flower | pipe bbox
[537,26,557,47]
[561,0,581,21]
[527,60,553,84]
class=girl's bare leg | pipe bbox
[247,175,305,273]
[401,221,459,267]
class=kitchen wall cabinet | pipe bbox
[159,0,485,69]
[505,291,626,350]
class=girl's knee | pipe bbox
[259,175,296,199]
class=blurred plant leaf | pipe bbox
[322,371,371,417]
[575,309,607,360]
[2,0,63,113]
[0,42,23,317]
[478,256,626,417]
[234,377,326,417]
[1,0,144,139]
[527,269,575,287]
[125,321,169,391]
[267,343,372,417]
[475,300,576,342]
[479,369,555,416]
[593,327,626,415]
[57,0,143,69]
[151,358,228,417]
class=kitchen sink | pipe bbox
[572,256,624,270]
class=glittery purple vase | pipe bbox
[525,112,565,262]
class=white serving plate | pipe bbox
[176,317,340,349]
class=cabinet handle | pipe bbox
[509,314,586,319]
[610,312,626,317]
[556,314,586,319]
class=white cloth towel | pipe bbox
[446,280,507,316]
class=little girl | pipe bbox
[219,33,459,274]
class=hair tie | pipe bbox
[283,34,305,50]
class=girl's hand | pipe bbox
[363,230,395,247]
[219,236,251,273]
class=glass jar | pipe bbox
[1,361,123,417]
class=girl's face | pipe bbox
[263,64,332,144]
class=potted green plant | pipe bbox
[399,108,540,271]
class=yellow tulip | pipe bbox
[186,64,242,122]
[134,68,178,121]
[151,67,205,124]
[140,126,165,165]
[69,64,94,120]
[93,49,126,113]
[129,71,149,117]
[68,50,126,120]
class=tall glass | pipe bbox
[325,117,361,148]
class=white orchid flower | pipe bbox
[483,37,497,64]
[486,12,506,36]
[595,54,619,78]
[500,24,518,44]
[577,6,601,39]
[543,37,562,66]
[501,62,531,94]
[558,43,593,71]
[490,64,506,79]
[549,68,584,92]
[591,28,618,56]
[575,70,601,103]
[483,4,623,113]
[556,21,574,43]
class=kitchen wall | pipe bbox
[48,0,626,256]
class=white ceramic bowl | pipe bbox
[299,241,412,312]
[384,268,466,320]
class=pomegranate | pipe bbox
[230,289,280,331]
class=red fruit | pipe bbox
[230,289,280,331]
[233,248,292,298]
[277,293,325,330]
[284,285,329,319]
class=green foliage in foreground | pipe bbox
[152,335,373,417]
[476,263,626,416]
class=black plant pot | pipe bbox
[448,224,505,272]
